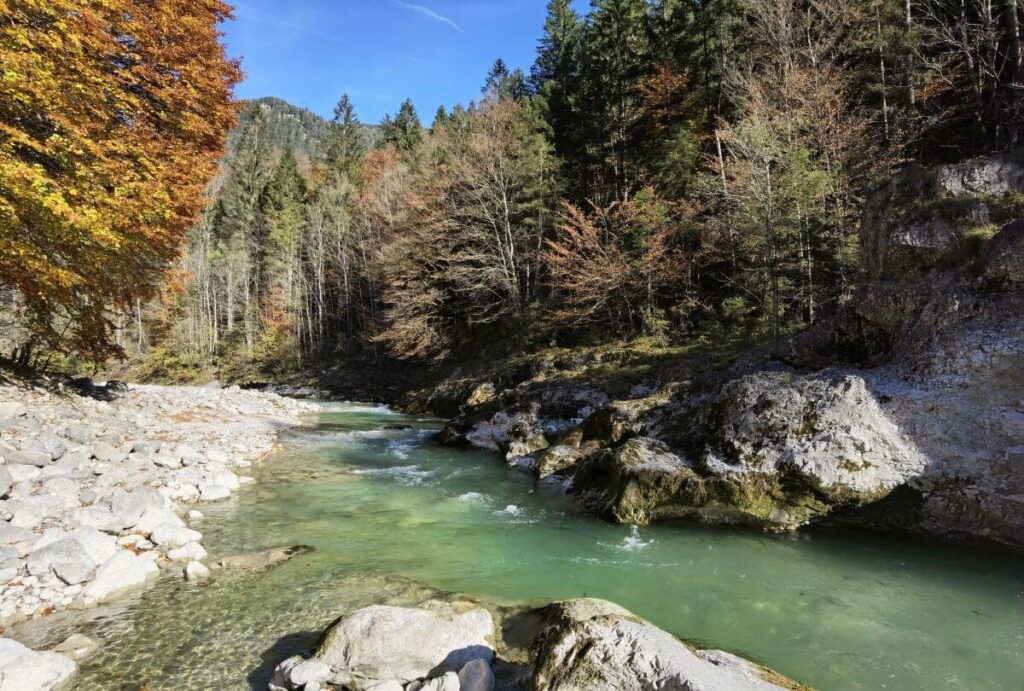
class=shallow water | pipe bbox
[26,403,1024,689]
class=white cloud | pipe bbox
[395,1,463,33]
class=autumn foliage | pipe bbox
[0,0,240,358]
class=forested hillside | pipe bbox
[6,0,1021,384]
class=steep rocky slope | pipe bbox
[427,151,1024,551]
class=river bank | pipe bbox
[4,402,1019,690]
[0,375,316,686]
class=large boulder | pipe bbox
[530,599,799,691]
[284,602,495,689]
[83,550,157,603]
[571,372,927,529]
[0,638,77,691]
[27,538,95,585]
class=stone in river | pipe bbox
[0,638,77,691]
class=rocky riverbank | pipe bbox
[0,376,316,687]
[271,597,806,691]
[426,149,1024,552]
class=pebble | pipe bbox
[0,381,315,635]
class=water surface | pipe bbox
[24,404,1024,689]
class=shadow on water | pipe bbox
[247,630,322,690]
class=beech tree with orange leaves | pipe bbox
[0,0,240,361]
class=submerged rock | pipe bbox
[50,634,98,662]
[209,545,313,572]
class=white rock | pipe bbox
[184,561,210,580]
[133,506,184,535]
[83,551,153,603]
[313,603,494,684]
[418,673,460,691]
[287,659,332,688]
[152,454,181,469]
[198,484,231,502]
[149,523,202,549]
[27,539,94,584]
[51,633,98,662]
[167,541,207,562]
[0,638,77,691]
[0,467,11,498]
[0,402,27,419]
[365,682,404,691]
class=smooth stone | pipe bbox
[83,551,154,603]
[313,603,494,684]
[531,599,789,691]
[0,639,76,691]
[27,539,94,584]
[198,484,231,502]
[110,486,166,529]
[184,561,210,580]
[149,524,201,549]
[152,454,181,469]
[167,541,207,562]
[5,447,51,468]
[51,633,98,662]
[132,506,184,535]
[91,442,127,464]
[364,683,403,691]
[457,659,495,691]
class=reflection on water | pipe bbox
[17,405,1024,690]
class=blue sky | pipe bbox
[221,1,583,124]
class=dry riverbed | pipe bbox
[0,379,316,688]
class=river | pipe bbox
[16,402,1024,689]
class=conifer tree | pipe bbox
[379,99,424,153]
[531,0,584,186]
[325,94,364,174]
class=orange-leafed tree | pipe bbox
[0,0,241,360]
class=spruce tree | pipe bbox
[581,0,653,202]
[531,0,584,194]
[325,93,364,174]
[379,98,423,153]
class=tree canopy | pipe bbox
[0,0,241,359]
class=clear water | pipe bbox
[18,404,1024,690]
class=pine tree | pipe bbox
[433,105,450,130]
[483,58,512,95]
[531,0,584,182]
[379,98,424,153]
[325,93,364,174]
[582,0,654,202]
[217,107,273,245]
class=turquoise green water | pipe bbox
[29,404,1024,689]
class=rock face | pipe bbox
[434,150,1024,551]
[531,599,796,691]
[270,597,803,691]
[861,149,1024,280]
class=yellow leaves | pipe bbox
[0,0,241,359]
